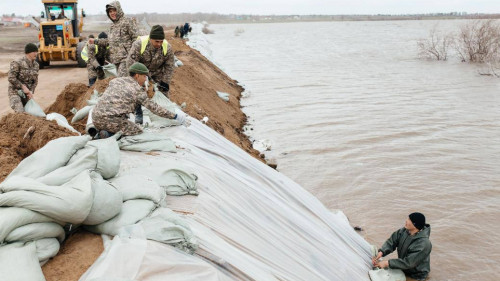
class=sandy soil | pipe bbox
[0,25,262,280]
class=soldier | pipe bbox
[126,25,175,124]
[126,25,174,97]
[174,26,180,38]
[90,1,138,77]
[7,43,39,113]
[91,62,187,139]
[82,32,109,86]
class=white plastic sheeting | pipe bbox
[1,113,373,280]
[81,118,373,280]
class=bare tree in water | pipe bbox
[417,25,453,61]
[454,19,500,63]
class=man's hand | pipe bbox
[26,91,33,99]
[372,251,383,266]
[375,260,389,269]
[21,84,30,94]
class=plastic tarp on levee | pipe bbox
[0,117,373,280]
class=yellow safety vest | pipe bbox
[138,35,168,56]
[81,44,109,62]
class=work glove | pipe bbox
[96,65,103,70]
[174,109,190,127]
[158,81,169,93]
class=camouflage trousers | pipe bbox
[8,89,27,113]
[87,64,105,80]
[92,114,142,136]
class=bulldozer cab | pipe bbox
[42,0,80,37]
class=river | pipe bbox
[188,20,500,281]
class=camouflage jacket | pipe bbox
[8,56,39,93]
[87,41,110,68]
[93,76,176,119]
[100,1,138,64]
[126,37,175,84]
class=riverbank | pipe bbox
[0,27,263,280]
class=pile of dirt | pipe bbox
[0,71,6,78]
[0,113,78,182]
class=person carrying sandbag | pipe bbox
[7,43,39,113]
[91,62,187,139]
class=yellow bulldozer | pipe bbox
[37,0,87,69]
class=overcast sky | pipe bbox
[1,0,499,16]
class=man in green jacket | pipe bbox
[373,212,432,280]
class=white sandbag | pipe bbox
[5,222,65,243]
[118,132,176,153]
[24,99,46,117]
[141,208,198,253]
[86,107,97,137]
[216,91,230,102]
[0,242,45,281]
[35,238,61,265]
[46,112,80,134]
[0,207,58,243]
[83,172,123,226]
[0,170,94,224]
[110,174,165,204]
[71,105,94,123]
[87,137,121,179]
[143,88,181,127]
[6,135,90,181]
[133,165,199,196]
[103,64,118,78]
[85,199,157,236]
[368,268,406,281]
[174,56,184,67]
[38,145,97,186]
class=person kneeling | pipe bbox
[92,62,186,139]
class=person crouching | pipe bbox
[91,62,187,139]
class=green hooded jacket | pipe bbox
[379,224,432,280]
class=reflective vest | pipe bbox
[138,35,168,56]
[81,44,108,62]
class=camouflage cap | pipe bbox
[129,62,149,74]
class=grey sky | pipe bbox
[1,0,498,16]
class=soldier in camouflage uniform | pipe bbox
[91,62,187,137]
[85,32,110,86]
[90,1,138,77]
[8,43,39,112]
[126,25,175,97]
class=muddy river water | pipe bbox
[189,20,500,280]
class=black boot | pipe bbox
[89,77,97,87]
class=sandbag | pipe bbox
[6,135,90,181]
[83,172,123,226]
[118,132,176,153]
[71,105,94,123]
[368,268,406,281]
[24,99,46,117]
[5,222,65,243]
[110,174,165,204]
[143,88,181,127]
[87,137,121,179]
[0,207,58,244]
[85,199,157,236]
[46,112,80,134]
[103,64,118,78]
[35,238,60,265]
[0,170,94,224]
[216,91,230,102]
[0,242,45,281]
[132,165,199,196]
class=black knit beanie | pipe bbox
[25,43,38,54]
[409,212,426,230]
[150,25,165,40]
[98,32,108,39]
